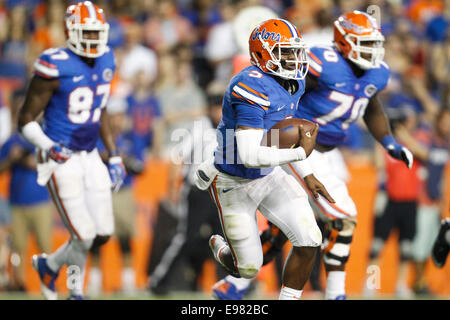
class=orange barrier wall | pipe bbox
[1,157,449,297]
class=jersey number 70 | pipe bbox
[315,90,369,130]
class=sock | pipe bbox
[224,275,252,291]
[325,271,346,299]
[46,241,71,273]
[279,286,303,300]
[47,238,92,296]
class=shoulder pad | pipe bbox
[307,46,337,76]
[230,68,271,110]
[33,48,71,79]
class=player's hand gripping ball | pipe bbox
[264,118,318,156]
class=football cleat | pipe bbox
[67,294,84,300]
[209,235,240,278]
[32,254,59,300]
[212,279,248,300]
[431,218,450,268]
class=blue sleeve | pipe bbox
[235,103,265,128]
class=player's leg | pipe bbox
[258,167,322,300]
[34,155,96,299]
[84,149,115,289]
[432,218,450,268]
[10,205,28,290]
[395,201,417,298]
[208,174,263,283]
[285,149,357,299]
[31,202,54,255]
[411,205,440,294]
[110,187,136,294]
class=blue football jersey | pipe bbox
[214,65,305,179]
[33,46,116,151]
[296,46,390,146]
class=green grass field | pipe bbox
[0,290,447,300]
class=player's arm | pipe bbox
[99,109,117,155]
[364,94,413,168]
[18,76,59,150]
[292,72,335,202]
[235,124,317,168]
[99,109,126,191]
[18,76,73,163]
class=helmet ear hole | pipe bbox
[256,52,262,59]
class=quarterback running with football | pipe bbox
[212,11,414,300]
[194,18,339,300]
[18,1,126,300]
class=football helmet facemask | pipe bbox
[249,18,309,80]
[334,10,385,70]
[64,1,109,58]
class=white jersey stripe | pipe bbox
[34,61,59,78]
[308,59,323,73]
[233,85,271,107]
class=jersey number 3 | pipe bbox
[68,84,110,124]
[315,91,369,129]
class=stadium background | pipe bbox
[0,0,449,299]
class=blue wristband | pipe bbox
[381,135,396,149]
[108,150,119,157]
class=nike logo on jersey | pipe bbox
[277,105,286,112]
[222,188,233,193]
[335,82,346,87]
[73,75,84,82]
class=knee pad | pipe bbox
[237,263,261,279]
[322,218,356,266]
[90,235,111,251]
[224,214,251,241]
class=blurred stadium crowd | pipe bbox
[0,0,448,299]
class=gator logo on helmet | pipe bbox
[340,19,367,34]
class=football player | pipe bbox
[195,18,338,300]
[18,1,126,300]
[212,11,414,300]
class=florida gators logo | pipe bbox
[251,28,281,42]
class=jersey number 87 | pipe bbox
[68,84,110,124]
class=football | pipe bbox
[263,118,316,149]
